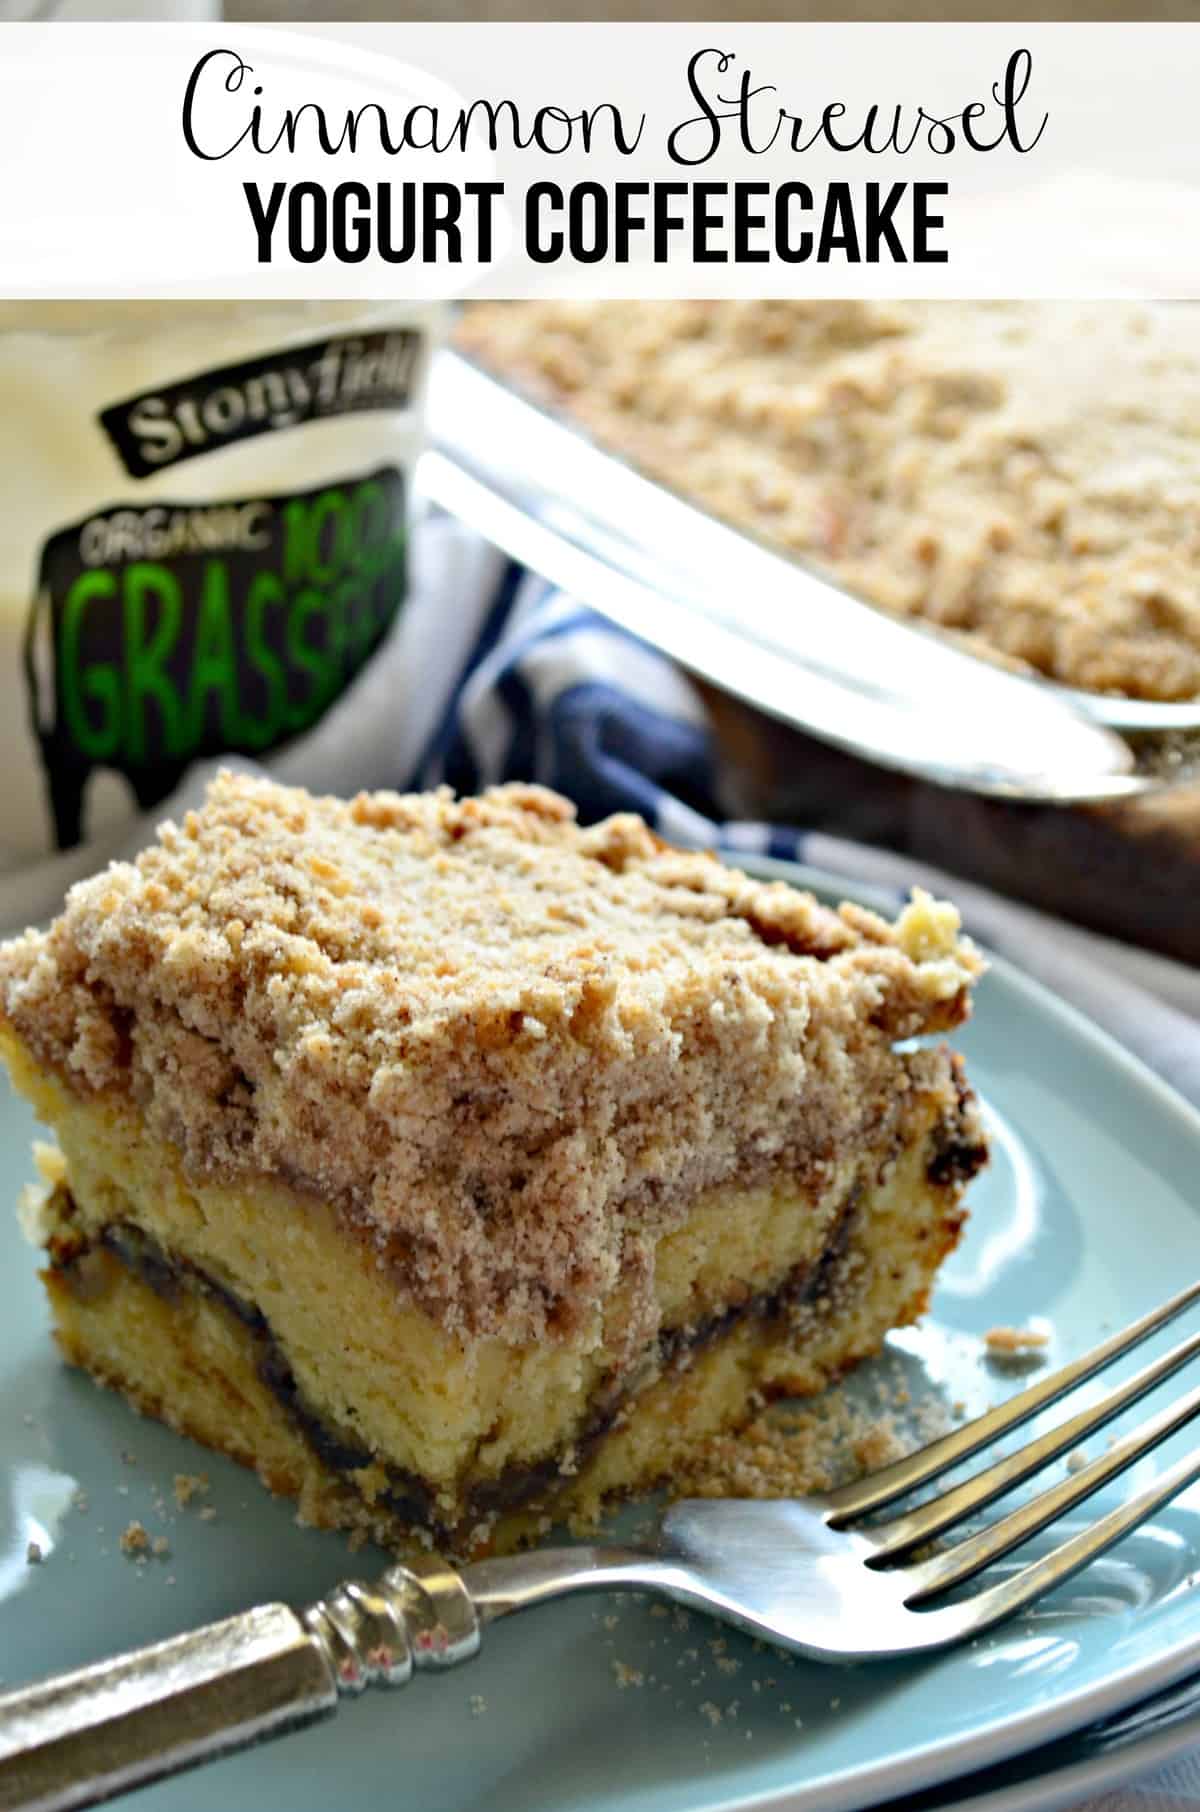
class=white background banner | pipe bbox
[2,22,1198,297]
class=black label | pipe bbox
[26,465,406,851]
[99,328,425,480]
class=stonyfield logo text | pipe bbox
[100,329,424,479]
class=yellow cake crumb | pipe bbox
[985,1326,1050,1355]
[120,1521,150,1557]
[172,1473,209,1508]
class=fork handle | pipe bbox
[0,1603,335,1812]
[0,1555,482,1812]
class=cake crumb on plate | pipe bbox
[985,1325,1050,1355]
[172,1473,209,1508]
[852,1424,908,1473]
[120,1520,150,1557]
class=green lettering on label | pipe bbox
[284,588,333,732]
[123,563,184,761]
[332,574,369,675]
[185,563,241,748]
[352,524,406,643]
[307,489,348,586]
[241,569,288,748]
[60,571,121,760]
[34,465,407,856]
[281,498,311,588]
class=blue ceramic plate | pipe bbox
[1,857,1200,1812]
[893,1662,1200,1812]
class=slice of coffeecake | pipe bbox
[0,773,986,1555]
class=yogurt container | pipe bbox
[0,300,444,919]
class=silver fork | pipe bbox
[7,1280,1200,1812]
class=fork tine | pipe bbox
[865,1322,1200,1560]
[904,1375,1200,1602]
[936,1435,1200,1642]
[826,1278,1200,1522]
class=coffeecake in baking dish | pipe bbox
[459,300,1200,703]
[0,772,987,1554]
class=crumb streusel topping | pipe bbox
[0,772,981,1343]
[459,300,1200,702]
